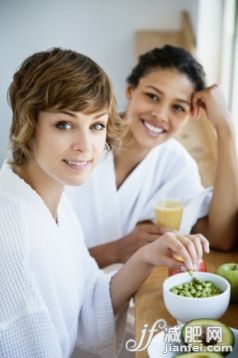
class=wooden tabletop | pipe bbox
[134,250,238,358]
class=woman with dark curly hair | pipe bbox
[68,45,238,268]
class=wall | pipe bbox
[196,0,223,85]
[0,0,198,164]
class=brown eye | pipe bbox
[173,104,185,112]
[146,93,159,102]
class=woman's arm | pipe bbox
[192,85,238,250]
[110,231,209,313]
[89,222,166,267]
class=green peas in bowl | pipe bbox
[163,272,230,324]
[170,277,223,298]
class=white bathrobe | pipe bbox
[67,139,212,249]
[0,162,126,358]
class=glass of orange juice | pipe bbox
[153,199,184,230]
[153,198,206,275]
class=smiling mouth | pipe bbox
[63,159,91,169]
[141,120,166,137]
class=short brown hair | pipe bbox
[8,47,122,165]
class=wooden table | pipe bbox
[134,250,238,358]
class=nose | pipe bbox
[152,104,169,122]
[71,130,92,152]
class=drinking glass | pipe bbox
[153,199,184,230]
[153,199,206,275]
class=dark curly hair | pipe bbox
[127,45,206,91]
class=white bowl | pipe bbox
[163,272,230,323]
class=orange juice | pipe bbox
[153,200,206,276]
[154,199,183,230]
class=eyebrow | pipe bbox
[61,111,109,119]
[147,86,191,106]
[94,112,109,119]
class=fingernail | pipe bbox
[180,265,187,272]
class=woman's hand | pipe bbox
[117,222,169,263]
[191,84,238,252]
[88,222,168,267]
[192,84,233,133]
[139,231,210,272]
[110,231,209,313]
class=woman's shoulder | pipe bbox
[0,193,26,220]
[0,194,30,248]
[154,139,196,163]
[158,138,190,154]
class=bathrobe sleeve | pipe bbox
[0,203,64,358]
[69,210,127,358]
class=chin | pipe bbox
[137,135,167,150]
[67,175,91,187]
[60,171,91,187]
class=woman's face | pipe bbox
[126,68,195,150]
[32,109,108,188]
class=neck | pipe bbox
[14,161,63,221]
[117,127,151,163]
[114,129,151,188]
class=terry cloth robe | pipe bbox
[67,139,212,249]
[0,162,126,358]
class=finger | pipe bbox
[145,233,163,243]
[139,223,169,235]
[192,95,204,120]
[196,106,202,120]
[164,232,194,270]
[192,93,201,117]
[137,220,153,226]
[175,232,199,267]
[155,225,172,234]
[196,233,210,253]
[191,100,199,119]
[158,255,186,271]
[187,234,203,260]
[134,230,161,244]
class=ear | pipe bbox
[126,85,134,100]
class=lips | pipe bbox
[63,159,91,169]
[141,119,166,137]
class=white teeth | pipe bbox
[65,160,88,167]
[144,121,164,134]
